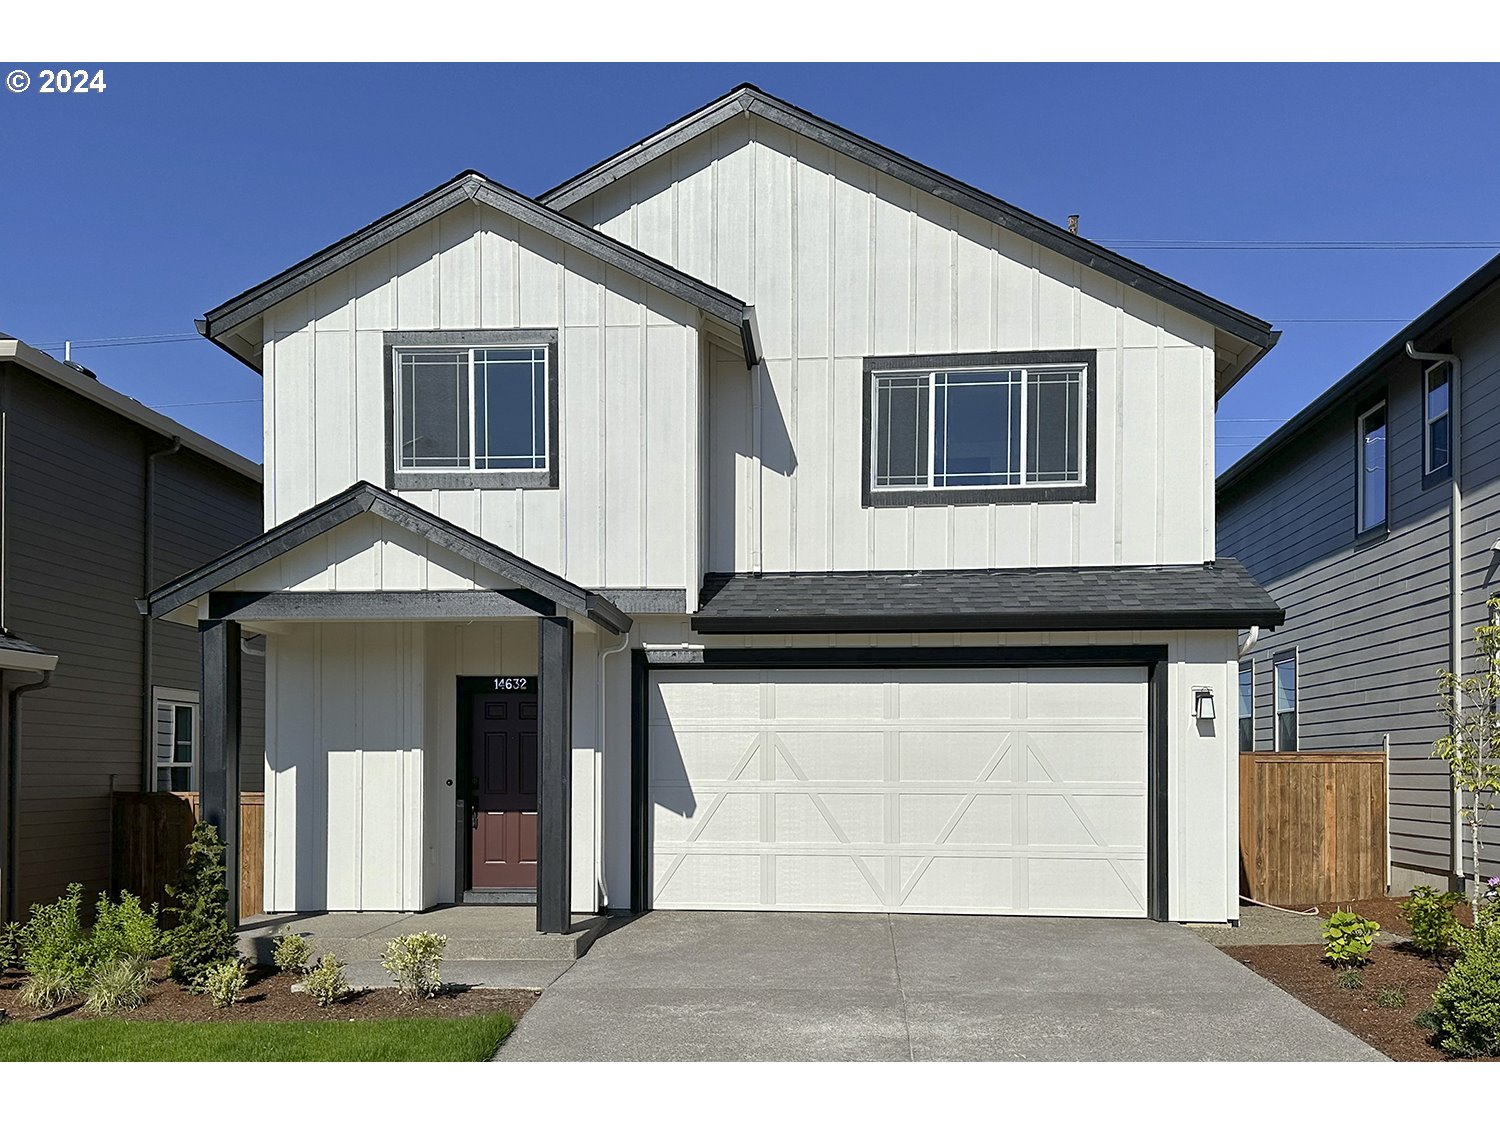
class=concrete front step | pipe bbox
[238,906,608,967]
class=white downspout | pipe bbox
[1237,625,1259,660]
[596,628,631,911]
[1406,341,1464,885]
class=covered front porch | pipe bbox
[143,481,633,935]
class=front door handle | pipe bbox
[470,807,478,830]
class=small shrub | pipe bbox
[0,921,21,972]
[1400,885,1465,957]
[165,822,239,989]
[1377,987,1408,1009]
[92,891,163,962]
[19,964,78,1010]
[1335,968,1365,990]
[1418,922,1500,1057]
[20,883,92,990]
[82,957,150,1014]
[1322,911,1380,967]
[202,959,249,1009]
[272,932,311,975]
[380,931,447,999]
[303,954,350,1008]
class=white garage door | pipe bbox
[649,665,1149,917]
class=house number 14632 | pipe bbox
[493,677,531,691]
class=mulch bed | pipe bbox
[1307,896,1474,935]
[0,962,537,1025]
[1229,941,1452,1060]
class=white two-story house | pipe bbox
[148,85,1283,931]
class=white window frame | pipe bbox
[1272,650,1298,753]
[1425,362,1451,476]
[869,362,1088,494]
[1357,400,1388,533]
[151,688,200,794]
[392,345,550,476]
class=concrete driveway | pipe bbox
[495,911,1384,1061]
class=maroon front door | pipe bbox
[470,691,539,890]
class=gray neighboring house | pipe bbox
[0,331,264,921]
[1218,252,1500,895]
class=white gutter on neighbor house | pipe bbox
[1406,341,1464,884]
[1237,625,1260,659]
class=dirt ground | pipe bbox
[0,962,538,1024]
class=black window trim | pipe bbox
[384,329,560,491]
[861,349,1098,508]
[1237,658,1255,754]
[1354,396,1389,539]
[1272,646,1298,753]
[1422,359,1454,486]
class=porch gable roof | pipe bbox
[143,480,633,634]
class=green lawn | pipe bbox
[0,1013,514,1061]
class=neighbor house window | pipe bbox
[864,350,1095,506]
[1426,363,1451,476]
[152,689,199,793]
[1273,651,1298,752]
[385,331,559,490]
[1238,661,1255,753]
[1357,401,1387,533]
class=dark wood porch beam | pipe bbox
[536,616,573,934]
[199,618,242,923]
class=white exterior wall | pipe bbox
[263,617,603,914]
[598,622,1241,924]
[563,116,1219,574]
[259,201,704,592]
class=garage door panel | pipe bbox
[894,669,1017,720]
[773,731,884,780]
[769,673,886,720]
[1028,857,1145,915]
[654,790,761,844]
[897,730,1014,782]
[774,854,885,907]
[1026,732,1147,785]
[649,666,1149,918]
[651,729,761,785]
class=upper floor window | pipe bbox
[1357,401,1387,533]
[863,349,1096,508]
[1425,363,1451,477]
[385,331,559,490]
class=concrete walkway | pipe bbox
[495,911,1385,1061]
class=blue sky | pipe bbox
[2,62,1498,469]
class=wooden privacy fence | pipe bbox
[1240,752,1386,906]
[112,791,263,921]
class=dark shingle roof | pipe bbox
[692,560,1284,634]
[0,633,50,657]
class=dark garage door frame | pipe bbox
[630,645,1171,921]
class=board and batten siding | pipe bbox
[560,114,1219,573]
[260,200,703,593]
[1220,343,1467,880]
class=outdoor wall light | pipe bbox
[1192,686,1215,722]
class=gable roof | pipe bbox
[199,170,757,372]
[0,331,261,482]
[691,559,1285,634]
[1217,249,1500,500]
[539,84,1277,391]
[144,480,633,634]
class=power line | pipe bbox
[149,398,259,408]
[1100,239,1500,251]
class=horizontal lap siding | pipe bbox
[3,369,263,913]
[261,202,699,592]
[566,117,1217,575]
[1221,335,1484,879]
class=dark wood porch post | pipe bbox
[536,615,573,935]
[199,618,242,923]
